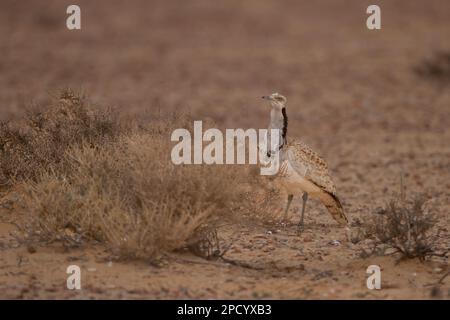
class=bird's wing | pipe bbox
[285,141,337,195]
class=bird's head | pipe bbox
[262,92,287,110]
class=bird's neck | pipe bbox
[269,107,288,148]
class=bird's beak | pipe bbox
[261,96,271,100]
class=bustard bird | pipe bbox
[262,93,348,230]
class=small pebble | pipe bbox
[433,268,443,274]
[329,240,341,246]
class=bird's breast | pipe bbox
[276,160,322,195]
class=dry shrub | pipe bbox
[20,133,259,259]
[12,110,275,261]
[0,89,120,187]
[234,180,282,225]
[365,193,438,260]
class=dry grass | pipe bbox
[0,89,120,188]
[364,189,438,260]
[2,90,274,260]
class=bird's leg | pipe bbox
[298,192,308,232]
[283,194,294,222]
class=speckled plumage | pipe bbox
[278,139,348,225]
[282,140,336,195]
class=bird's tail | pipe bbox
[318,191,348,225]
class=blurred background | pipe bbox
[0,1,448,125]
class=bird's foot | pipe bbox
[297,223,305,234]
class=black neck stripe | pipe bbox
[281,107,288,142]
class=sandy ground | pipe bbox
[0,218,448,299]
[0,0,449,299]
